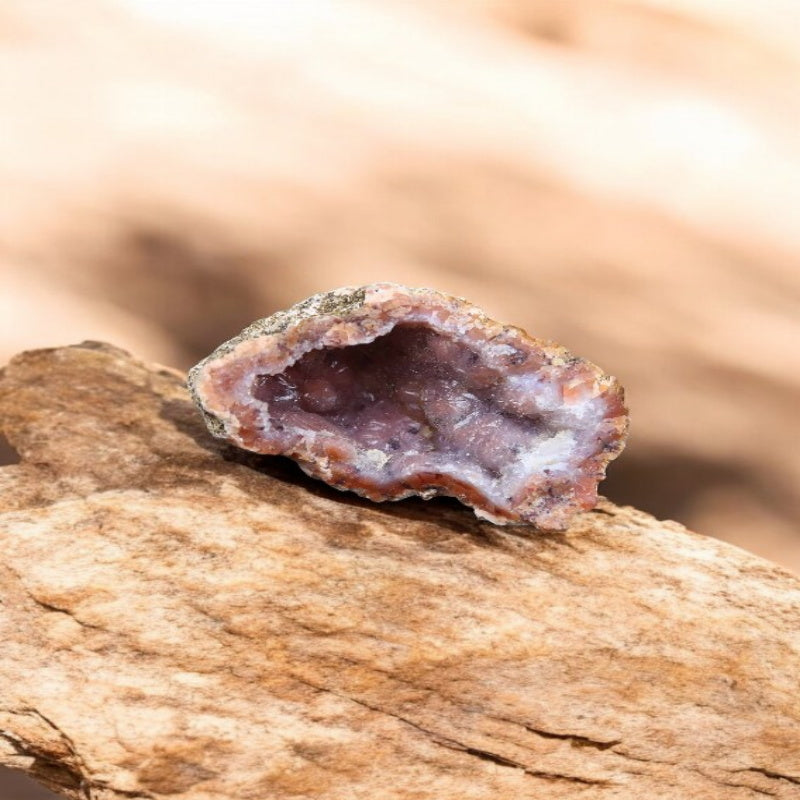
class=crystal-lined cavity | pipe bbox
[252,325,554,480]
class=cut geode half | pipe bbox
[188,284,628,529]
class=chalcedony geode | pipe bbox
[188,284,628,529]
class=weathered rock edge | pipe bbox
[0,342,798,800]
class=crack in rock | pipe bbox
[293,677,614,787]
[738,767,800,787]
[11,709,90,799]
[523,725,621,751]
[27,596,107,633]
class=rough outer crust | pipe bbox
[189,286,368,439]
[188,283,628,528]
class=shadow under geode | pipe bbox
[159,395,576,553]
[228,449,559,553]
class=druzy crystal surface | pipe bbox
[188,284,627,529]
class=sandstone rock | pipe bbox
[0,343,798,799]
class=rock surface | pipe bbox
[189,284,627,529]
[0,343,798,800]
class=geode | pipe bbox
[188,284,627,529]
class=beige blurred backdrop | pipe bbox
[2,1,800,795]
[1,1,799,792]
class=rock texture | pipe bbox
[3,0,800,571]
[0,342,799,800]
[188,284,627,529]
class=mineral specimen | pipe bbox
[188,284,627,529]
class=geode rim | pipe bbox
[188,283,628,529]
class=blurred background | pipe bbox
[1,0,799,793]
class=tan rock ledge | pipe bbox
[0,342,798,800]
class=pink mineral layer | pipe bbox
[188,284,628,529]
